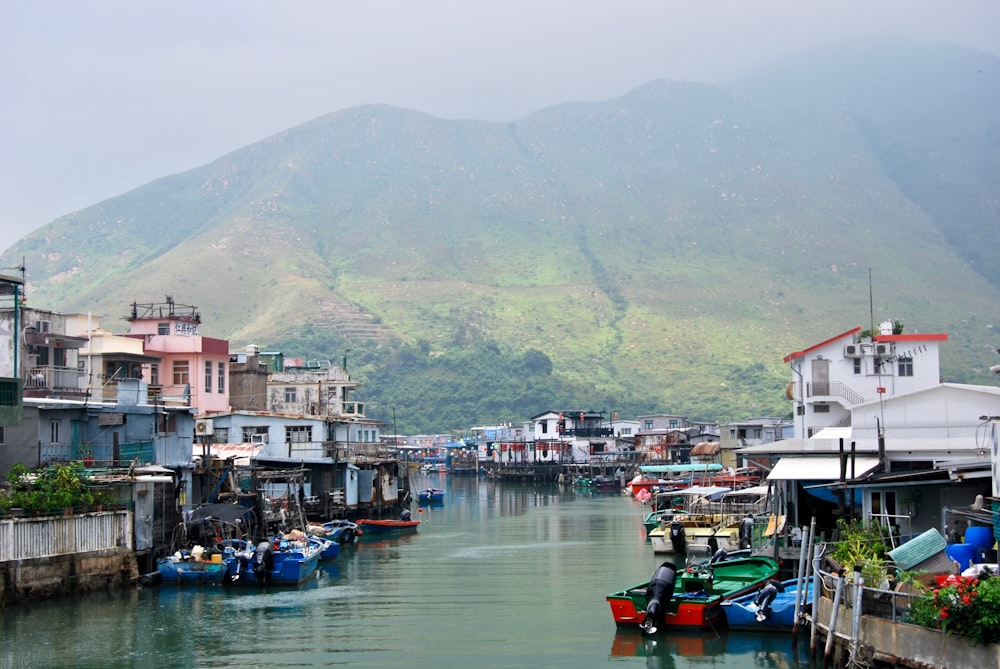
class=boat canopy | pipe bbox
[639,463,723,474]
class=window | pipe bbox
[205,361,213,393]
[813,404,830,413]
[0,426,5,444]
[50,420,60,444]
[644,420,653,430]
[150,363,159,385]
[173,360,189,385]
[214,427,229,443]
[285,425,312,443]
[898,356,913,377]
[853,358,862,375]
[285,387,297,403]
[669,420,678,428]
[540,422,548,434]
[157,322,169,335]
[217,362,225,394]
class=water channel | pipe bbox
[1,476,818,669]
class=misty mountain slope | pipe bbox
[5,41,1000,431]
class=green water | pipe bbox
[0,477,816,668]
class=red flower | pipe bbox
[940,611,950,618]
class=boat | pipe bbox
[157,546,230,585]
[157,503,253,585]
[310,519,362,544]
[226,533,323,585]
[721,576,814,630]
[357,518,420,535]
[646,486,731,554]
[606,554,780,632]
[417,488,445,503]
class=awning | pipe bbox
[766,456,881,481]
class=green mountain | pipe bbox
[5,41,1000,434]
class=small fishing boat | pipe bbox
[157,546,230,585]
[357,518,420,535]
[606,554,780,632]
[226,533,323,585]
[721,576,814,630]
[312,519,362,544]
[157,503,253,585]
[417,488,445,503]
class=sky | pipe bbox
[2,1,999,255]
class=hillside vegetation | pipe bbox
[5,41,1000,434]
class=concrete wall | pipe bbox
[816,593,1000,668]
[1,547,138,606]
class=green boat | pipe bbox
[607,554,780,632]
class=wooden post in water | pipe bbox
[823,569,846,669]
[791,517,815,648]
[849,566,865,667]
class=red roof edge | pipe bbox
[783,326,863,363]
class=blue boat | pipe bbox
[720,576,814,630]
[319,519,362,544]
[157,503,253,585]
[226,535,323,585]
[418,488,445,503]
[157,550,230,585]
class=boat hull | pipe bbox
[226,540,322,585]
[721,576,813,630]
[606,556,779,631]
[157,557,229,585]
[357,519,420,535]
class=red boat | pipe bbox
[357,518,420,535]
[606,555,779,632]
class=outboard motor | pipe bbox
[254,541,275,585]
[642,561,677,634]
[739,514,753,550]
[669,520,687,554]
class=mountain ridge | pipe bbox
[5,40,1000,432]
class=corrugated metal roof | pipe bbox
[888,528,948,570]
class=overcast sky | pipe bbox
[2,1,998,255]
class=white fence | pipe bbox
[0,511,132,562]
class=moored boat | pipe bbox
[157,547,230,585]
[226,534,323,585]
[417,488,445,503]
[721,576,813,630]
[606,555,780,632]
[357,518,420,535]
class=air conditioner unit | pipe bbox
[875,343,893,356]
[194,418,214,436]
[250,433,266,444]
[844,344,860,357]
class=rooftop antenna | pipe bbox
[868,267,874,337]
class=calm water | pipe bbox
[1,476,817,669]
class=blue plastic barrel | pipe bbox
[946,543,976,570]
[964,526,994,548]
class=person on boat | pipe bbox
[400,507,412,521]
[739,513,754,550]
[753,578,785,622]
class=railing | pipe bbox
[560,427,614,438]
[806,381,865,406]
[24,365,87,395]
[0,510,132,561]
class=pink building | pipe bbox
[125,297,230,414]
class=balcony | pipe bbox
[24,366,88,399]
[805,381,865,406]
